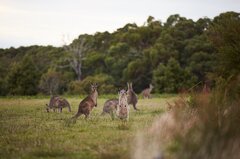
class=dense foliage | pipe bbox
[160,12,240,159]
[0,12,237,95]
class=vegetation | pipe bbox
[0,10,239,159]
[5,12,238,95]
[132,11,240,159]
[0,96,172,159]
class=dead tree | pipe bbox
[63,36,90,81]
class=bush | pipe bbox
[7,57,40,95]
[153,58,197,93]
[68,74,116,95]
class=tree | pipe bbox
[39,69,63,95]
[153,58,197,93]
[208,11,240,77]
[7,57,39,95]
[123,59,152,93]
[63,35,91,81]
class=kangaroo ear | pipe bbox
[130,82,133,89]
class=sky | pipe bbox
[0,0,239,48]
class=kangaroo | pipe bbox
[72,83,98,119]
[116,89,130,121]
[127,82,139,110]
[142,84,154,99]
[101,98,118,115]
[46,96,71,112]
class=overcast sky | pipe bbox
[0,0,239,48]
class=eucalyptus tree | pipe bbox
[63,35,92,81]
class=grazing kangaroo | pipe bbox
[116,89,130,121]
[72,83,98,119]
[127,82,139,110]
[142,84,154,99]
[46,96,71,112]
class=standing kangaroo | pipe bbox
[142,84,154,99]
[116,89,130,121]
[127,82,139,110]
[72,83,98,119]
[46,96,71,112]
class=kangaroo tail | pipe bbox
[72,112,81,119]
[68,105,72,112]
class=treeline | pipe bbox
[0,11,239,96]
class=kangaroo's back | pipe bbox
[77,96,95,113]
[127,90,138,104]
[48,96,59,107]
[57,98,71,112]
[127,82,139,110]
[142,84,154,98]
[102,99,118,114]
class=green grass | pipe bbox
[0,96,176,159]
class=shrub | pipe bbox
[133,75,240,159]
[68,74,116,94]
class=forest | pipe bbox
[0,11,239,96]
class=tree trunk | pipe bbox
[77,62,82,81]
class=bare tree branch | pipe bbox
[62,36,90,81]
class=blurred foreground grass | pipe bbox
[0,95,176,159]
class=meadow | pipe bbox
[0,95,176,159]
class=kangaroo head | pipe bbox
[118,89,127,97]
[150,84,154,89]
[90,83,98,92]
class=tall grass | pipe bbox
[133,75,240,159]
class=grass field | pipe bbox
[0,95,176,159]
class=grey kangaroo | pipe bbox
[127,82,139,110]
[142,84,154,99]
[101,89,127,119]
[101,98,118,115]
[116,89,130,121]
[72,83,98,119]
[46,96,71,112]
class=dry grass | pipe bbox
[132,77,240,159]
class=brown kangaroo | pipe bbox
[142,84,154,99]
[46,96,71,112]
[127,82,139,110]
[72,83,98,119]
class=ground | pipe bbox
[0,95,175,159]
